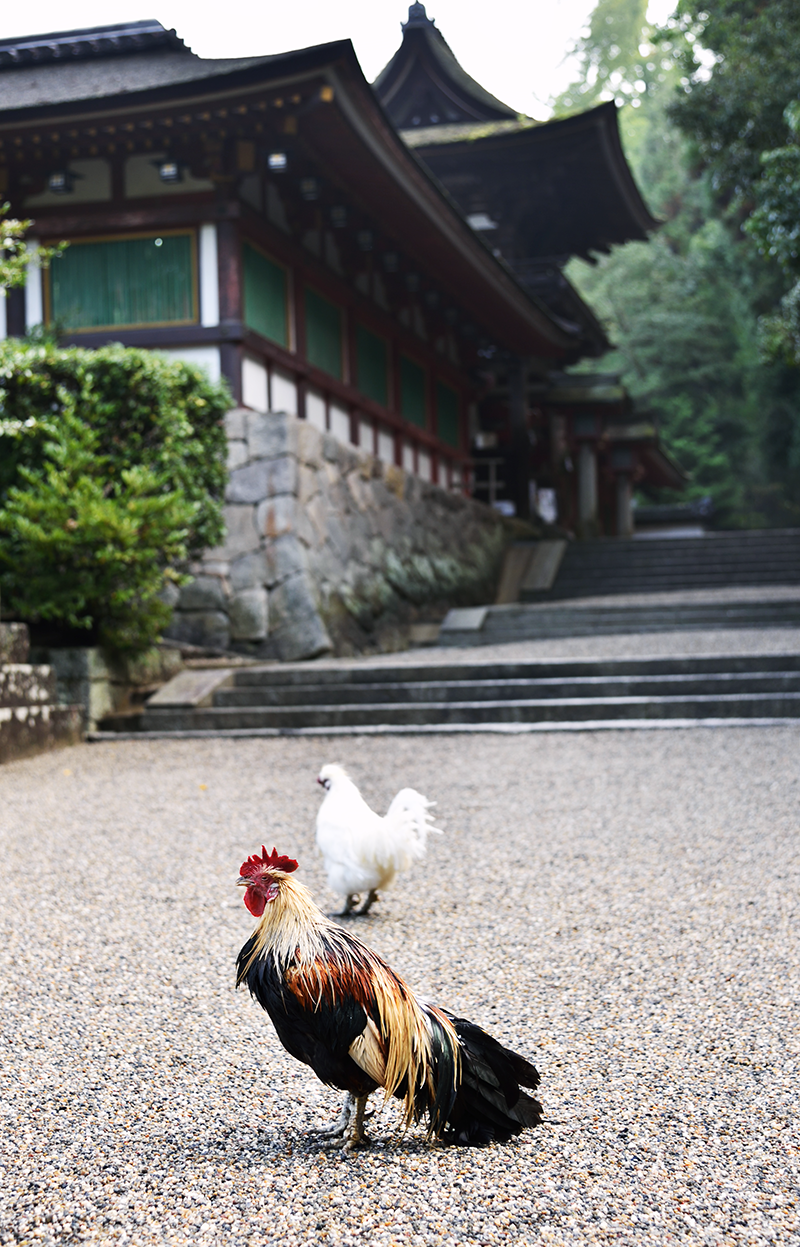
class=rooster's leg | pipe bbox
[358,889,379,915]
[342,1094,369,1153]
[314,1091,354,1139]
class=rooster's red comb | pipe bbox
[239,845,299,879]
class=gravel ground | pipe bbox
[1,728,799,1246]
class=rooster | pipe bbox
[315,763,440,915]
[236,846,542,1152]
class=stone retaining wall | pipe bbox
[165,410,506,661]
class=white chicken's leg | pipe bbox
[341,893,360,916]
[314,1091,354,1138]
[358,889,379,916]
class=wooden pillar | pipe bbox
[216,217,242,402]
[578,442,598,525]
[508,356,530,519]
[616,473,634,537]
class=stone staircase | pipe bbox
[0,624,83,763]
[524,529,800,601]
[94,652,800,736]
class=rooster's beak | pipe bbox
[236,877,250,887]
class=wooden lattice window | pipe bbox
[400,355,426,428]
[48,232,196,330]
[243,243,288,347]
[356,324,388,406]
[436,381,461,448]
[305,287,342,379]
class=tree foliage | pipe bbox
[0,341,229,553]
[556,1,800,526]
[1,205,66,290]
[0,402,196,653]
[0,343,231,652]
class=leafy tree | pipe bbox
[0,341,229,554]
[558,3,800,526]
[1,205,66,290]
[666,0,800,206]
[0,399,196,653]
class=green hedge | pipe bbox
[0,343,230,652]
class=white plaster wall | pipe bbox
[242,356,269,412]
[329,401,351,444]
[199,224,219,328]
[378,428,395,465]
[271,369,297,416]
[24,241,43,331]
[159,346,221,384]
[306,388,326,432]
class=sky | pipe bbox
[1,0,677,119]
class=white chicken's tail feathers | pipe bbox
[384,787,442,864]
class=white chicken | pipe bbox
[315,763,441,915]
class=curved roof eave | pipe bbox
[0,37,571,357]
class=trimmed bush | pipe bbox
[0,343,230,653]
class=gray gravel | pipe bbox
[1,728,799,1246]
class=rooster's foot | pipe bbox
[314,1092,354,1139]
[358,889,379,916]
[341,1095,369,1153]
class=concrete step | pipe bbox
[533,530,800,601]
[140,689,800,732]
[213,671,800,707]
[441,600,800,645]
[227,653,800,686]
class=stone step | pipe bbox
[535,530,800,601]
[441,600,800,645]
[212,671,800,707]
[228,653,800,686]
[139,689,800,732]
[0,664,59,708]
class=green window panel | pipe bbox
[400,355,426,428]
[305,287,342,379]
[50,233,194,330]
[436,381,461,448]
[243,243,288,346]
[356,323,388,406]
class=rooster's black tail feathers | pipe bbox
[422,1008,542,1146]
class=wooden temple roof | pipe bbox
[373,3,517,128]
[0,24,572,361]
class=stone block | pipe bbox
[230,551,268,592]
[0,623,30,664]
[297,419,322,467]
[163,611,230,651]
[224,407,248,439]
[298,463,319,506]
[226,456,297,504]
[227,440,249,471]
[206,505,260,559]
[159,581,181,609]
[229,588,269,640]
[268,574,332,661]
[322,432,340,463]
[265,533,309,585]
[256,494,295,538]
[178,575,226,612]
[148,668,233,708]
[246,411,298,461]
